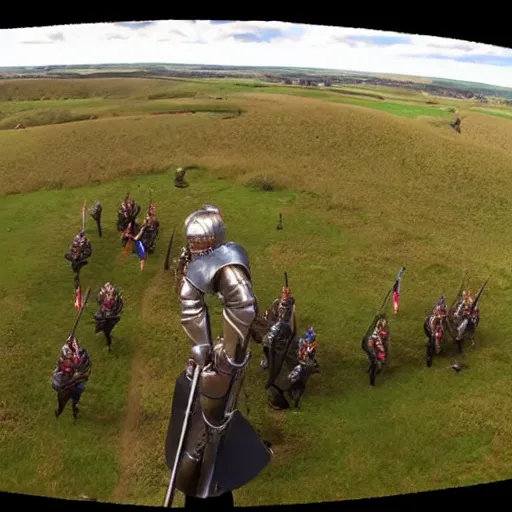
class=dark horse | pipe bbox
[286,362,313,409]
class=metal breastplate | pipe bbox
[184,242,251,294]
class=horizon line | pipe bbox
[1,61,511,91]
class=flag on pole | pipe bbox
[74,287,82,312]
[392,267,406,315]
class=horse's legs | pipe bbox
[103,320,115,351]
[55,389,71,418]
[261,346,269,369]
[71,385,84,420]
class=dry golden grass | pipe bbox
[2,92,512,212]
[0,78,209,101]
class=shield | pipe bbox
[165,371,271,497]
[135,240,146,260]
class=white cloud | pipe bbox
[0,20,511,87]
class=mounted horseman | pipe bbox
[94,282,124,352]
[297,327,320,373]
[88,200,103,238]
[424,295,448,367]
[285,326,320,409]
[361,268,403,386]
[123,192,160,271]
[117,193,141,247]
[259,274,300,410]
[64,201,92,311]
[53,289,92,421]
[260,273,297,370]
[163,204,271,508]
[447,275,490,371]
[264,274,297,331]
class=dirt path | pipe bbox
[109,338,144,503]
[109,275,162,504]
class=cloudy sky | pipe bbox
[1,20,512,87]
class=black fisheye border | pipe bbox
[1,5,511,511]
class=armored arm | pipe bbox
[180,279,213,365]
[217,265,257,361]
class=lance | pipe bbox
[163,363,201,508]
[470,274,492,314]
[81,201,87,233]
[70,287,91,340]
[164,227,176,272]
[363,286,393,342]
[450,272,467,311]
[148,190,153,216]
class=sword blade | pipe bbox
[163,364,201,508]
[70,288,91,339]
[164,227,176,271]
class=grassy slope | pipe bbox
[2,79,512,505]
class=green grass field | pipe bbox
[2,77,512,506]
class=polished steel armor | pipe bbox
[174,205,257,498]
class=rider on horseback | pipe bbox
[455,290,479,324]
[64,232,91,310]
[59,335,83,370]
[428,296,447,355]
[368,317,388,365]
[94,282,124,351]
[117,193,141,237]
[298,327,320,373]
[66,231,91,268]
[261,283,296,369]
[265,285,296,327]
[54,335,90,419]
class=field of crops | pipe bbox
[2,77,512,506]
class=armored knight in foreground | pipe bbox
[94,282,124,351]
[163,205,271,507]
